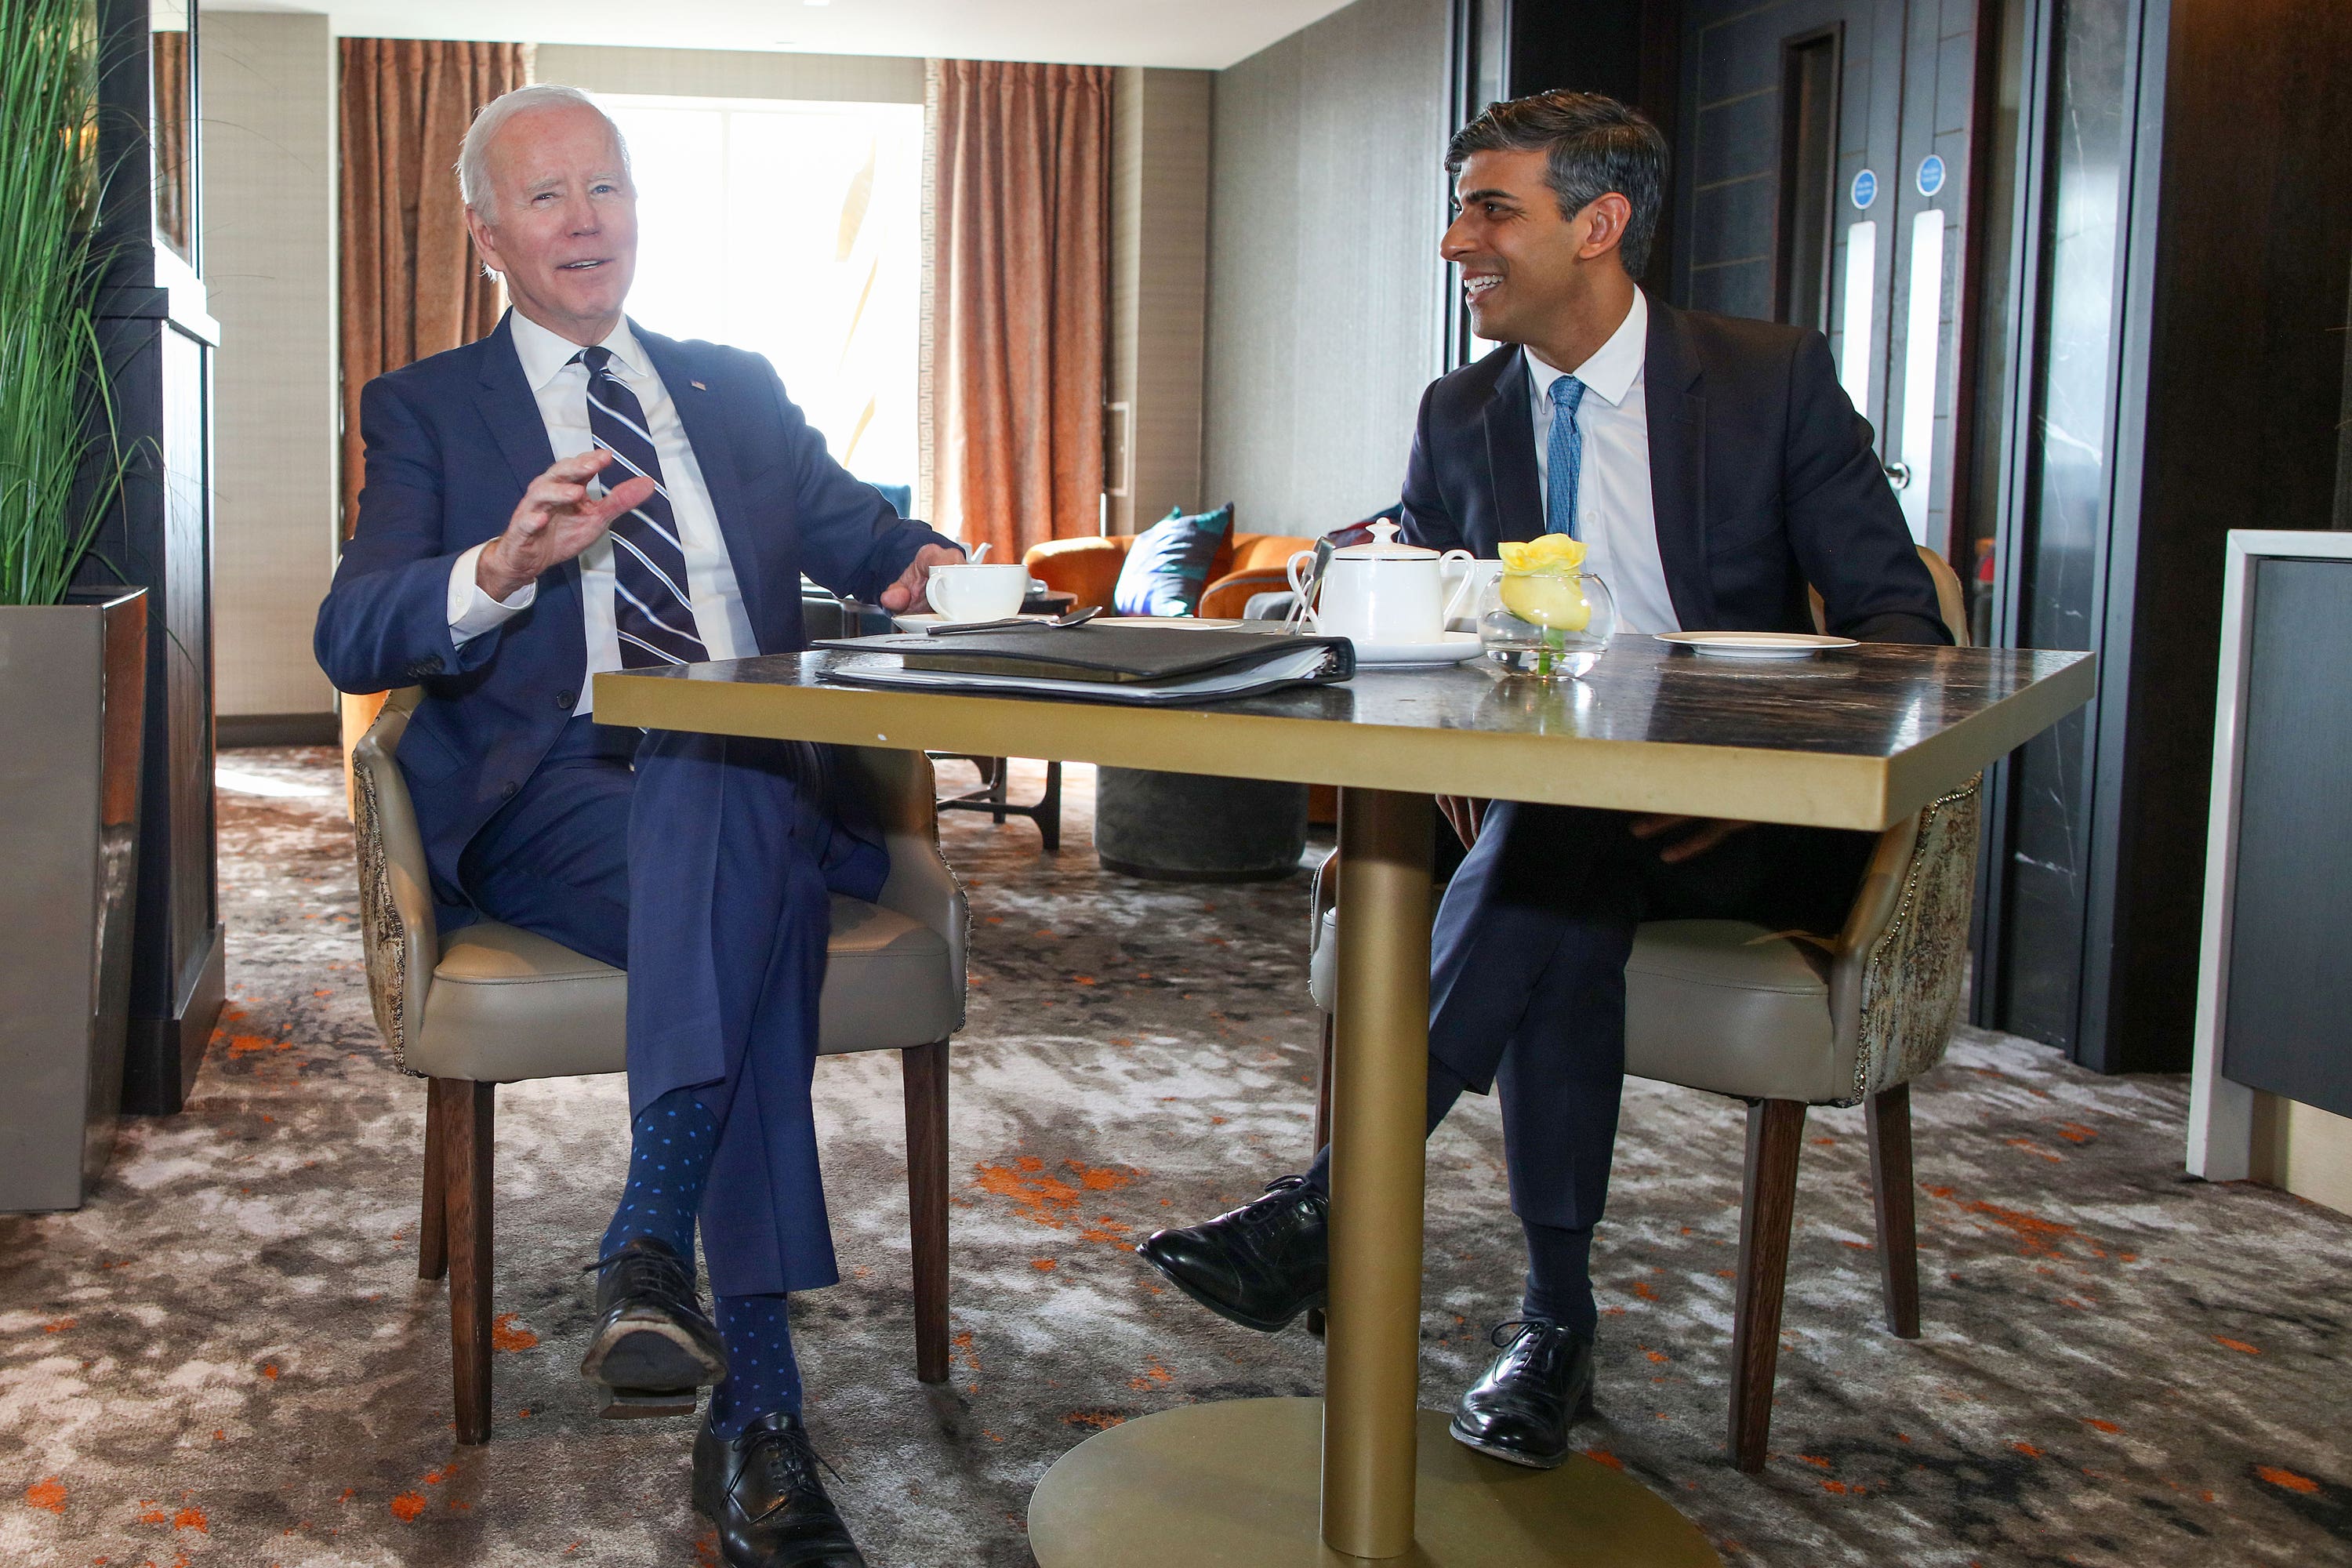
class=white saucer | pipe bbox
[1654,631,1859,660]
[1348,631,1487,666]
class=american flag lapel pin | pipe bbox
[690,379,707,391]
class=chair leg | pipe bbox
[1305,1012,1335,1338]
[1867,1083,1922,1339]
[419,1080,449,1282]
[987,757,1010,824]
[902,1040,952,1385]
[434,1076,495,1445]
[1730,1098,1805,1473]
[1038,760,1064,855]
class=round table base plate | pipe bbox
[1027,1398,1720,1567]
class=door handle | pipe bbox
[1882,460,1912,489]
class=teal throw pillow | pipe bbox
[1113,503,1234,617]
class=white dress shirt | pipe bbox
[1525,288,1682,636]
[448,312,757,716]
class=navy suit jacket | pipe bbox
[1399,299,1948,645]
[315,313,955,899]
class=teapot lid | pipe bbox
[1329,519,1436,560]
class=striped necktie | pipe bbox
[1545,372,1588,540]
[575,345,709,667]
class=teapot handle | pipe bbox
[1439,550,1479,622]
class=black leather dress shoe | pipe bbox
[693,1410,867,1568]
[1135,1174,1328,1333]
[578,1236,728,1419]
[1448,1319,1598,1468]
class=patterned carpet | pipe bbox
[2,746,2347,1568]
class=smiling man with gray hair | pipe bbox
[317,82,960,1568]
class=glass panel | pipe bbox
[151,0,193,261]
[1998,0,2134,1048]
[1838,220,1878,415]
[1898,206,1947,543]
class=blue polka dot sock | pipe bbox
[706,1293,804,1438]
[599,1086,720,1267]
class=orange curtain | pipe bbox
[336,39,526,797]
[338,38,528,538]
[928,60,1111,561]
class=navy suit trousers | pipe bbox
[456,717,888,1298]
[1427,802,1874,1233]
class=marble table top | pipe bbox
[595,637,2094,832]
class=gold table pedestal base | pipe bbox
[1027,1399,1722,1567]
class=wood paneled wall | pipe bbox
[201,13,339,721]
[1107,67,1212,535]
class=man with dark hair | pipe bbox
[1140,89,1946,1469]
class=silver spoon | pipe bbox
[922,604,1102,637]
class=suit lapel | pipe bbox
[471,313,584,662]
[636,325,767,642]
[472,314,558,495]
[1645,302,1714,629]
[1481,347,1544,545]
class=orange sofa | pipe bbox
[1023,532,1317,621]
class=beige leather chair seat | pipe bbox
[350,690,964,1444]
[419,896,958,1083]
[1300,545,1981,1473]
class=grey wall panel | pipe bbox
[2220,557,2352,1117]
[1203,0,1449,537]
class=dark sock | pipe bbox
[599,1086,720,1265]
[1519,1218,1598,1338]
[707,1293,804,1438]
[1304,1059,1471,1196]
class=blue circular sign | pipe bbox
[1851,169,1878,209]
[1916,154,1947,197]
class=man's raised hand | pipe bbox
[477,449,657,602]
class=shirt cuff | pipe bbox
[448,543,536,646]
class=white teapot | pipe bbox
[1288,520,1477,645]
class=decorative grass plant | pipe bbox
[0,0,120,607]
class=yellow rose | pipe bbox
[1498,571,1592,632]
[1497,535,1588,572]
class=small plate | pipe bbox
[1350,631,1487,666]
[1654,631,1860,660]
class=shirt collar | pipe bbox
[507,309,649,393]
[1526,287,1649,408]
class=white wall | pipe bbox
[201,12,339,719]
[535,44,924,103]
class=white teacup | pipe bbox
[926,563,1029,623]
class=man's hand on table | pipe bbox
[877,543,969,613]
[1629,815,1754,865]
[476,449,657,602]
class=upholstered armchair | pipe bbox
[1305,547,1976,1472]
[349,690,966,1443]
[1023,531,1319,620]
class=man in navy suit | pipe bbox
[316,85,958,1568]
[1142,91,1948,1469]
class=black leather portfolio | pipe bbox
[812,622,1355,705]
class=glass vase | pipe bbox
[1478,568,1616,678]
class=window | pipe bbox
[602,95,924,501]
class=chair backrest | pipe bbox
[350,687,436,1073]
[1809,545,1969,647]
[1819,544,1978,1101]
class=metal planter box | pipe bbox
[0,588,148,1210]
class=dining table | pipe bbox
[595,629,2096,1567]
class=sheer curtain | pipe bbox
[926,60,1112,559]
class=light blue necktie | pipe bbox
[1545,373,1587,539]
